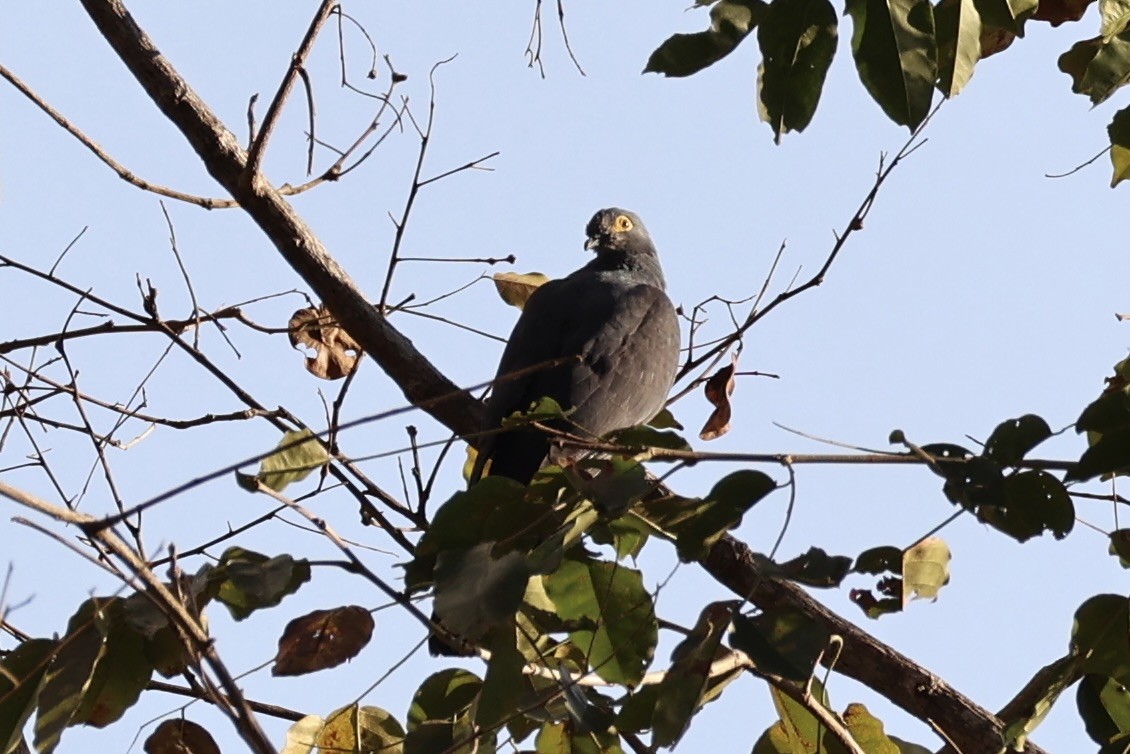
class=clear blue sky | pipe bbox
[2,2,1127,752]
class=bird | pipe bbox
[471,208,681,485]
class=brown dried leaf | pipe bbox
[143,719,220,754]
[1032,0,1095,26]
[492,272,549,310]
[699,352,739,441]
[272,605,375,676]
[288,306,361,380]
[979,26,1016,58]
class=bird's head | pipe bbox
[584,208,654,255]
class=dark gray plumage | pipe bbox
[472,208,680,484]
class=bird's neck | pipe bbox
[584,249,667,289]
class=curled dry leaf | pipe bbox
[289,305,361,380]
[144,719,220,754]
[699,351,739,441]
[273,605,375,676]
[492,272,549,310]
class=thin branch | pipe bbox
[675,104,942,383]
[245,0,337,177]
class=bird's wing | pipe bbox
[474,273,679,483]
[564,282,680,437]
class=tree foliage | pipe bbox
[1,2,1129,754]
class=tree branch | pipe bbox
[78,0,483,438]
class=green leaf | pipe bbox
[1072,595,1130,688]
[999,654,1084,751]
[756,0,839,142]
[850,546,903,618]
[403,475,536,591]
[604,425,692,453]
[250,428,330,492]
[1109,105,1130,187]
[845,0,937,128]
[476,627,526,731]
[974,0,1038,33]
[0,639,56,754]
[1068,426,1130,482]
[902,536,950,603]
[568,458,653,518]
[72,605,153,728]
[544,556,657,686]
[983,414,1052,466]
[406,670,485,754]
[589,515,650,561]
[977,470,1074,542]
[1080,33,1130,104]
[433,543,530,644]
[1111,530,1130,567]
[652,602,734,747]
[1078,674,1130,746]
[934,0,982,97]
[212,547,311,621]
[853,545,903,575]
[637,470,775,561]
[648,408,684,430]
[842,704,902,753]
[752,547,853,587]
[766,678,845,753]
[730,605,831,682]
[645,0,770,77]
[535,722,625,754]
[34,601,109,754]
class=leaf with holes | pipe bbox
[756,0,838,141]
[288,305,361,380]
[977,470,1073,542]
[983,414,1052,466]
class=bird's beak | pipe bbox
[584,235,600,252]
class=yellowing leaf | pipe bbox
[902,537,951,604]
[280,715,323,754]
[1111,143,1130,187]
[254,429,330,492]
[492,272,549,310]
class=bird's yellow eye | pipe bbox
[613,214,634,232]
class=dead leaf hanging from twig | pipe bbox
[492,272,549,310]
[289,306,361,380]
[699,351,739,441]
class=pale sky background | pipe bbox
[2,2,1129,752]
